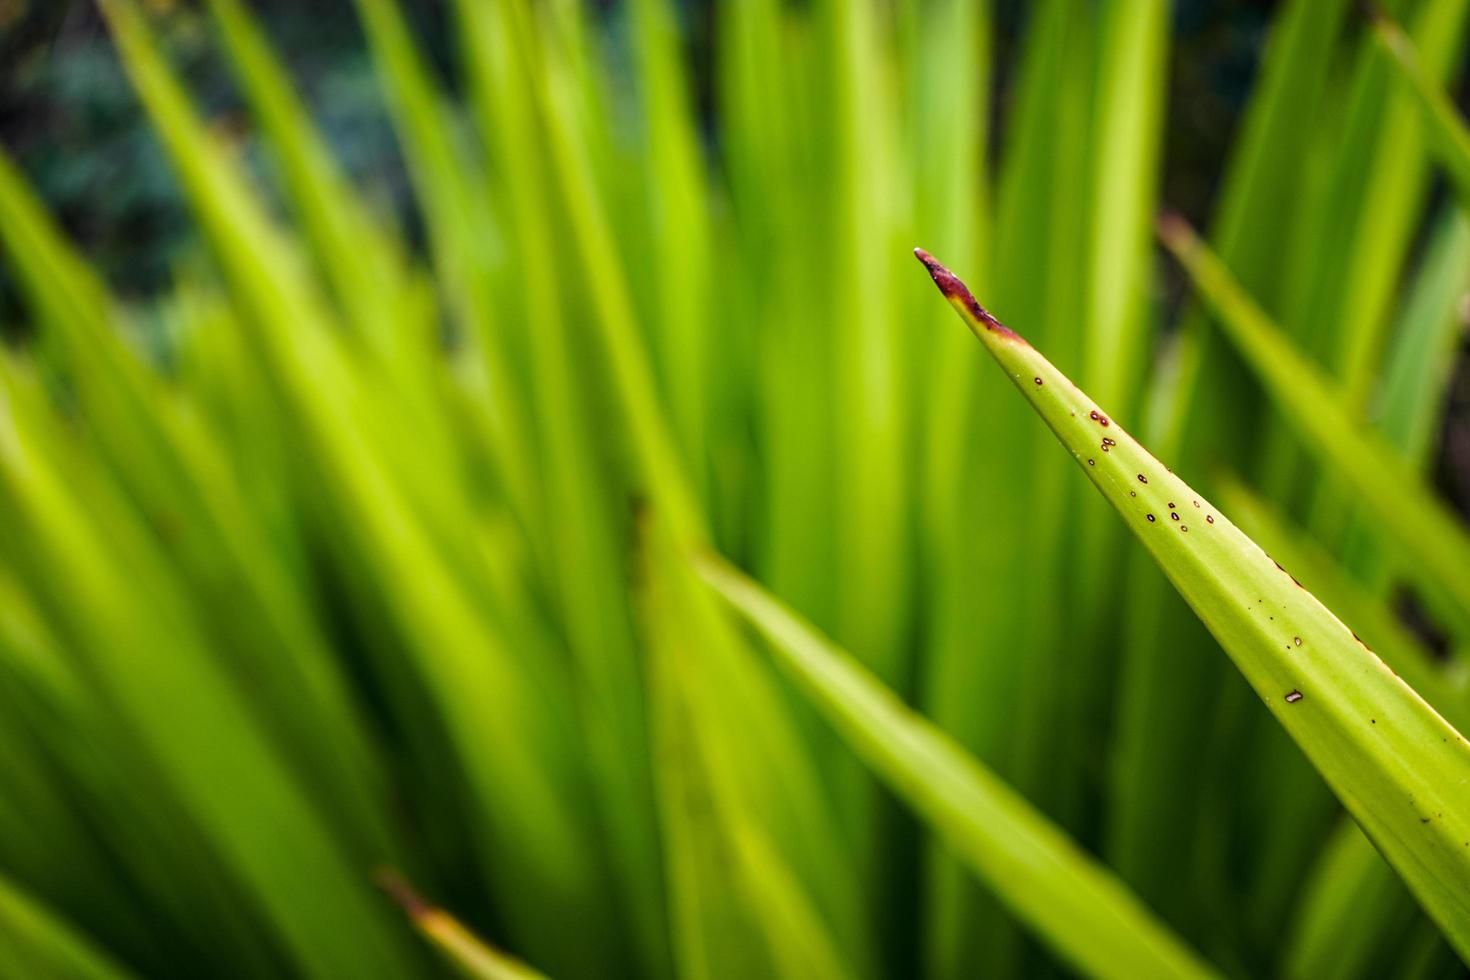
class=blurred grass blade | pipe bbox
[642,533,858,980]
[1371,207,1470,473]
[0,341,420,980]
[694,555,1219,980]
[377,871,549,980]
[1345,206,1470,581]
[0,146,396,867]
[0,874,141,980]
[1159,215,1470,643]
[350,0,539,525]
[915,246,1470,959]
[1371,6,1470,215]
[204,0,404,347]
[456,4,668,975]
[1218,477,1470,733]
[99,3,620,973]
[1282,820,1423,980]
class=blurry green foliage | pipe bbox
[1,0,1470,978]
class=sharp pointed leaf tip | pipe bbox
[912,247,1019,339]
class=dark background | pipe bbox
[0,0,1276,299]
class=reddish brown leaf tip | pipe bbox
[1155,210,1196,252]
[912,248,1020,339]
[375,867,434,919]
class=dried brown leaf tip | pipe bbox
[913,248,1023,341]
[375,867,434,921]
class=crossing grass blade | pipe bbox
[694,552,1220,980]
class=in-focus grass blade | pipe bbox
[1159,215,1470,645]
[1220,477,1469,977]
[694,552,1218,980]
[914,246,1470,959]
[1218,478,1470,732]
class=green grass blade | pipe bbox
[1281,821,1423,980]
[377,871,550,980]
[99,5,621,972]
[0,873,141,980]
[914,246,1470,960]
[349,0,539,526]
[457,4,667,973]
[1159,215,1470,645]
[694,552,1219,980]
[1271,0,1466,413]
[1105,0,1351,937]
[0,147,397,867]
[1372,207,1470,475]
[642,535,858,980]
[0,349,421,980]
[1220,479,1470,976]
[204,0,404,347]
[520,0,700,536]
[1371,6,1470,217]
[629,0,714,497]
[1219,479,1470,733]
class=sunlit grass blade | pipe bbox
[1105,0,1352,941]
[629,0,714,497]
[0,147,397,866]
[98,4,620,973]
[1271,0,1466,414]
[514,0,699,535]
[0,337,421,980]
[915,245,1470,960]
[349,0,539,526]
[642,533,859,980]
[694,552,1219,980]
[901,5,997,974]
[457,4,667,973]
[974,0,1095,893]
[1159,215,1470,645]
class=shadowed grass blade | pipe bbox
[0,874,141,980]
